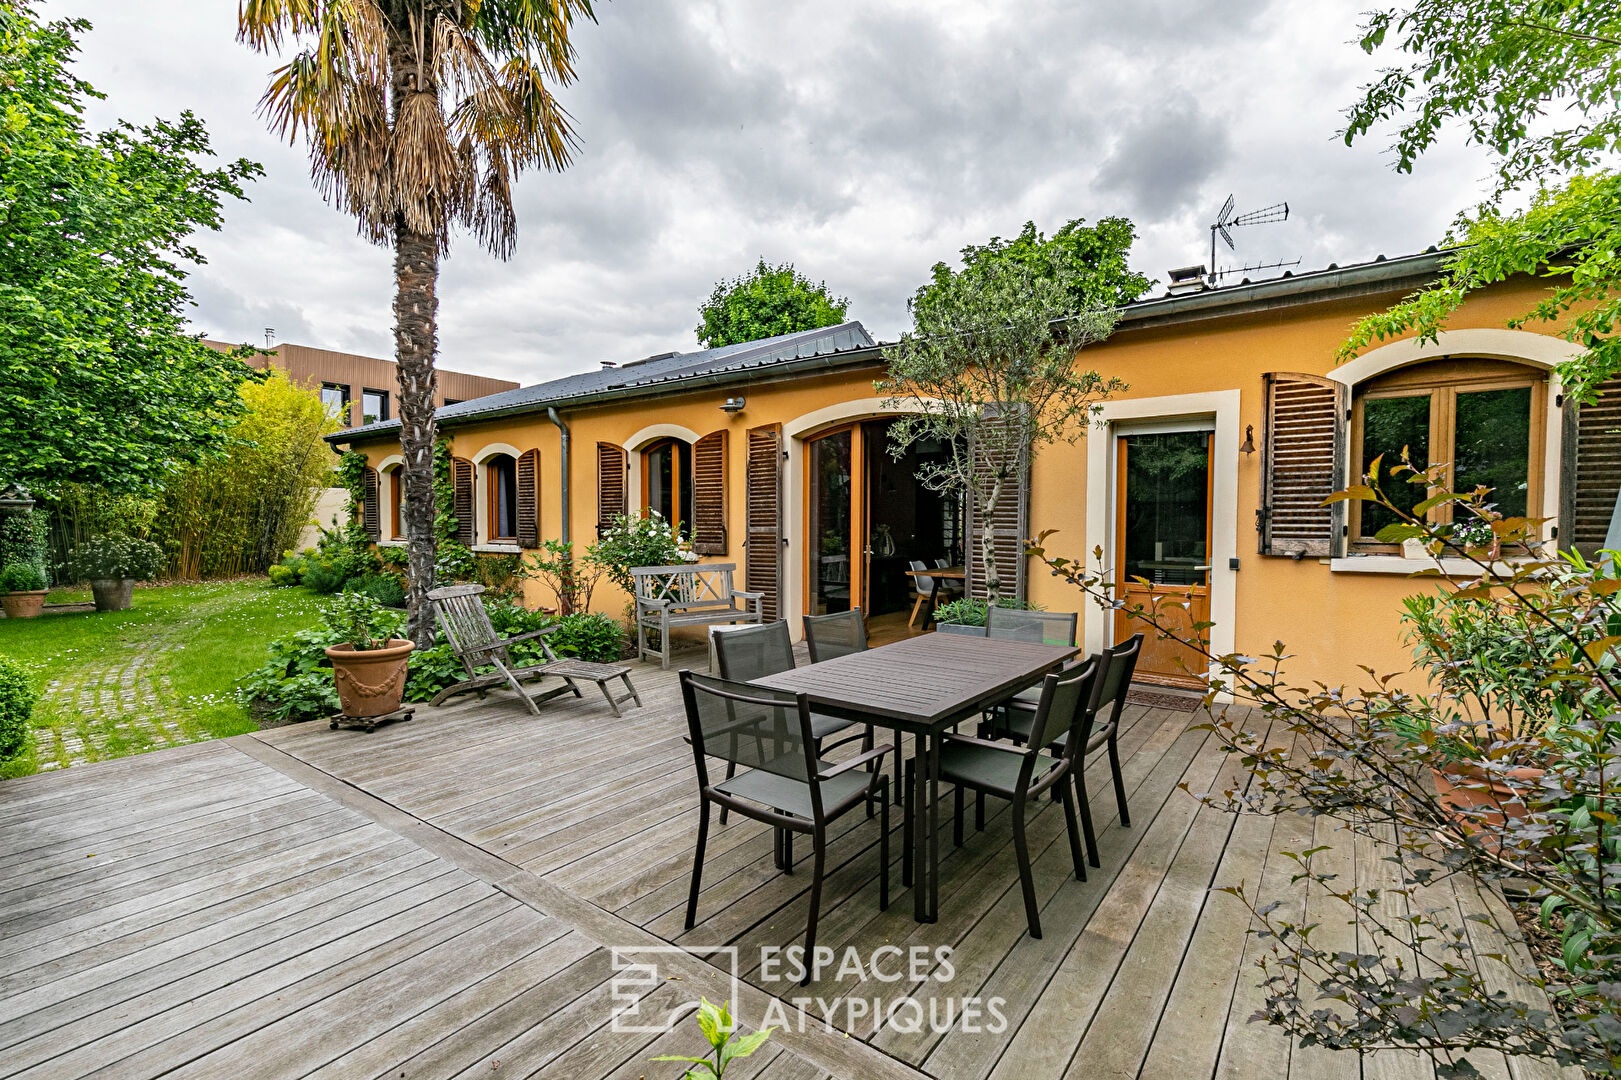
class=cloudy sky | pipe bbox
[42,0,1497,385]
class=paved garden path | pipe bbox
[33,589,252,770]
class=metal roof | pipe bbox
[328,248,1457,445]
[332,320,875,441]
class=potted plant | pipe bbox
[0,563,47,619]
[66,536,164,612]
[321,592,414,717]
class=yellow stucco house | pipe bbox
[331,250,1613,690]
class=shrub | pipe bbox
[0,508,49,587]
[588,511,696,594]
[0,654,35,759]
[932,595,1035,627]
[347,572,406,609]
[300,556,350,594]
[0,563,47,592]
[63,535,165,582]
[239,625,346,723]
[547,611,626,663]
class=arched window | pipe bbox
[486,453,519,544]
[1350,358,1545,548]
[642,438,694,532]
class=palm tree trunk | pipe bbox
[394,213,440,647]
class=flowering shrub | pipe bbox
[588,511,698,594]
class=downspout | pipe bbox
[547,407,571,544]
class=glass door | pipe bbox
[1114,429,1213,687]
[807,427,858,614]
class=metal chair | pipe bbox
[802,608,868,663]
[983,634,1144,867]
[712,620,872,822]
[935,657,1098,938]
[985,606,1078,646]
[680,672,890,982]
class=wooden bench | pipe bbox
[631,563,763,669]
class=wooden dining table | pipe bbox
[752,633,1079,921]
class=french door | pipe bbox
[1114,429,1214,688]
[806,423,867,615]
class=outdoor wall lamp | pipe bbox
[720,396,746,414]
[1239,424,1256,455]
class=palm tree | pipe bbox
[238,0,596,645]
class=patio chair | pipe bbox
[804,608,902,805]
[713,620,874,822]
[680,671,890,981]
[983,633,1143,867]
[907,560,944,628]
[426,584,641,717]
[985,606,1078,646]
[934,657,1098,938]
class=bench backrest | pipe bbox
[632,563,737,609]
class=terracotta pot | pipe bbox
[0,590,46,619]
[324,638,415,718]
[1432,759,1545,848]
[90,578,135,612]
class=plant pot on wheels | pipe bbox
[1431,759,1545,852]
[324,639,415,718]
[0,590,45,619]
[90,578,135,612]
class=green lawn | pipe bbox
[0,579,324,777]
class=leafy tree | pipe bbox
[923,217,1153,313]
[695,259,850,349]
[0,2,262,494]
[878,237,1129,600]
[1338,1,1621,400]
[239,0,598,647]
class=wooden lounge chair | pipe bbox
[426,584,642,717]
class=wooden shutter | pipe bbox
[596,442,628,533]
[964,435,1029,600]
[361,467,381,542]
[1259,372,1347,557]
[516,448,540,548]
[452,457,475,546]
[1562,378,1621,559]
[691,430,728,555]
[744,424,783,620]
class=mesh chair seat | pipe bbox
[938,741,1061,799]
[996,706,1112,753]
[811,711,860,741]
[714,766,874,820]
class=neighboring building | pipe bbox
[208,339,519,548]
[206,340,520,429]
[329,253,1612,691]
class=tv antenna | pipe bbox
[1209,196,1290,284]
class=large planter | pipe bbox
[1431,759,1545,850]
[0,590,46,619]
[324,639,415,718]
[90,578,136,613]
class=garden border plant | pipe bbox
[1028,458,1621,1075]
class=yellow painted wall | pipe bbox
[347,276,1575,689]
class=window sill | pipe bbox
[1328,554,1536,577]
[472,543,523,555]
[378,539,406,548]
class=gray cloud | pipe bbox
[42,0,1498,385]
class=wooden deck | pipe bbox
[0,652,1571,1079]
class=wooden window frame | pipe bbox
[485,454,519,545]
[1349,360,1546,551]
[641,437,691,533]
[388,468,403,540]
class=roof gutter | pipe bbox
[547,407,570,545]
